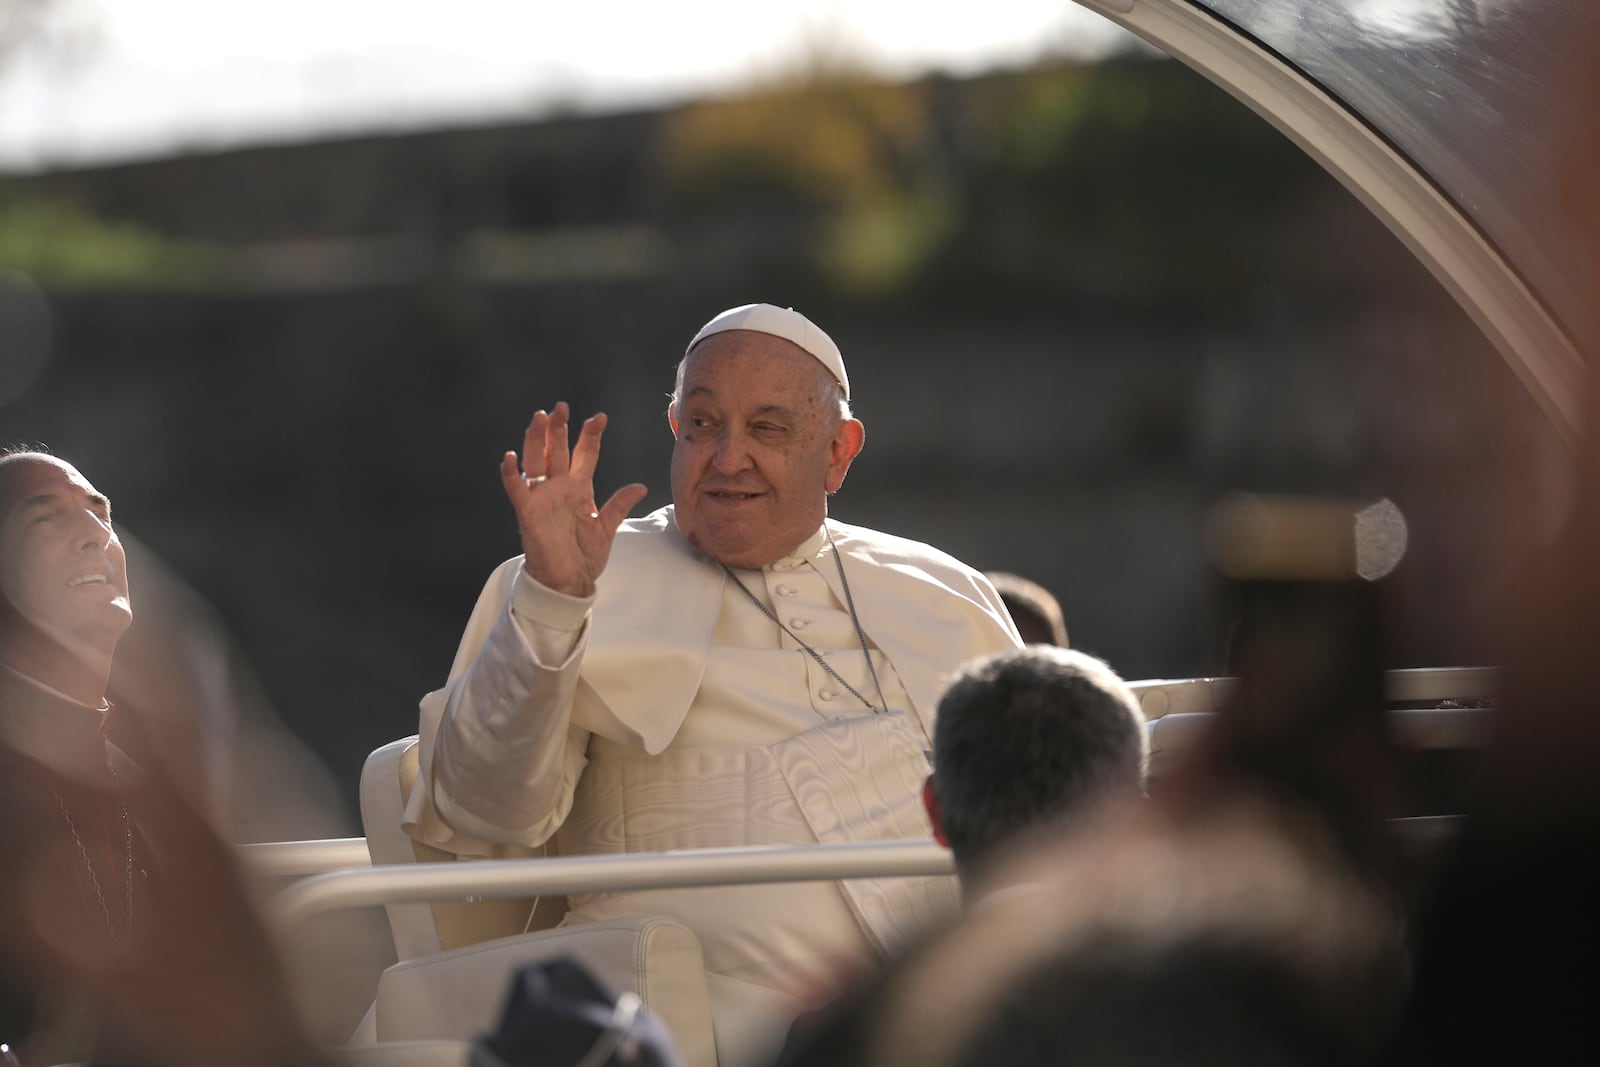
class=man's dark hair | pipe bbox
[931,646,1146,882]
[986,571,1068,646]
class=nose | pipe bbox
[711,428,753,474]
[73,509,113,552]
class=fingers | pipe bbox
[500,451,529,504]
[570,411,609,479]
[597,482,649,535]
[512,404,612,481]
[520,409,549,479]
[516,403,572,480]
[545,401,573,478]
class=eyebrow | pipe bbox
[678,390,798,421]
[16,489,113,518]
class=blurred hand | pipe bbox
[499,402,648,598]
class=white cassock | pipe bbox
[403,506,1022,1062]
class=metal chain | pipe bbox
[53,752,134,938]
[720,523,889,715]
[823,524,891,714]
[106,754,135,937]
[56,790,116,934]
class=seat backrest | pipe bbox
[335,1040,472,1067]
[366,918,718,1067]
[359,736,564,961]
[1132,668,1491,777]
[360,737,443,959]
[1145,711,1217,780]
[1133,668,1496,822]
[1129,667,1497,725]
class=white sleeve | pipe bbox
[403,561,595,853]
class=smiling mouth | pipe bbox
[708,490,762,500]
[67,573,111,588]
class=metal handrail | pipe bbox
[238,836,371,878]
[1129,666,1499,719]
[273,839,953,930]
[1145,705,1494,759]
[269,818,1463,932]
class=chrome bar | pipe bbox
[1392,815,1464,846]
[1388,706,1493,748]
[273,839,953,929]
[1382,667,1499,703]
[270,816,1462,933]
[239,837,371,878]
[1145,706,1493,764]
[1131,667,1499,720]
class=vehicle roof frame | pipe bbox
[1075,0,1586,446]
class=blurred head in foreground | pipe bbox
[785,791,1408,1067]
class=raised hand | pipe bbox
[499,402,648,598]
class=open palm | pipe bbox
[499,402,648,598]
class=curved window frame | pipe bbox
[1074,0,1585,445]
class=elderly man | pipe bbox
[405,304,1022,1058]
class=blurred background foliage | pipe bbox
[0,51,1329,307]
[661,55,1322,311]
[0,193,231,287]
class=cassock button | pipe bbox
[819,689,835,701]
[776,585,796,597]
[790,618,808,630]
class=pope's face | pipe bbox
[669,331,864,569]
[0,456,132,654]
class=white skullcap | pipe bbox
[686,303,849,399]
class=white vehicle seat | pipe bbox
[363,918,716,1067]
[1132,666,1497,781]
[359,735,561,959]
[1132,667,1493,864]
[335,1040,472,1067]
[356,737,719,1066]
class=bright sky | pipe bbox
[0,1,1134,172]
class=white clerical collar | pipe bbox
[767,524,829,573]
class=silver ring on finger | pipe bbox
[525,473,547,486]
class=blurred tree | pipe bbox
[916,56,1323,316]
[662,49,954,300]
[0,196,232,288]
[659,54,1326,315]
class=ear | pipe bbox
[667,402,680,438]
[923,775,949,847]
[825,418,866,494]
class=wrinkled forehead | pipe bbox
[0,455,104,522]
[681,330,836,401]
